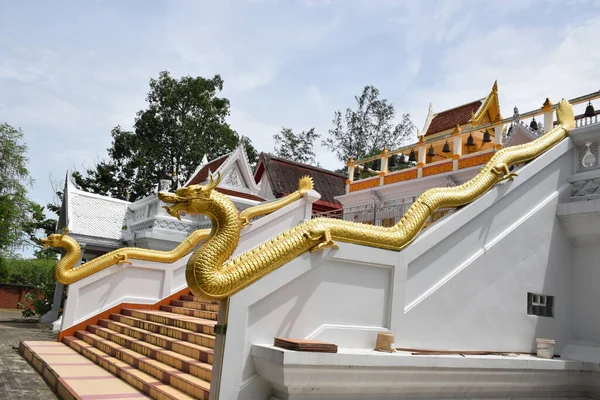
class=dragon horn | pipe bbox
[206,171,222,191]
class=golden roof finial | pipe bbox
[346,157,355,167]
[492,80,498,94]
[542,97,553,111]
[452,124,462,136]
[380,147,388,156]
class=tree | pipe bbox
[0,123,34,254]
[0,123,56,259]
[273,127,320,165]
[75,71,258,202]
[322,86,415,163]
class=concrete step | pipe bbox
[180,295,219,304]
[119,308,216,336]
[160,304,219,321]
[98,318,215,362]
[74,331,211,399]
[170,299,219,312]
[110,313,216,349]
[63,336,197,400]
[87,324,213,379]
[20,340,151,400]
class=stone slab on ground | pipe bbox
[0,309,58,399]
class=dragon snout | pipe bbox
[158,191,178,204]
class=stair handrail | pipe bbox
[157,99,576,300]
[41,177,315,285]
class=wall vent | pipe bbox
[527,292,554,317]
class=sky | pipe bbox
[1,0,600,218]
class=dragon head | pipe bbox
[40,230,69,249]
[159,172,222,220]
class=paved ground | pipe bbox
[0,309,58,399]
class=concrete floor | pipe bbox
[0,309,58,399]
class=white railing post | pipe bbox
[379,148,388,186]
[346,158,355,193]
[452,124,462,170]
[494,123,503,150]
[417,137,425,178]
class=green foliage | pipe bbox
[0,257,8,282]
[20,282,55,318]
[273,127,320,165]
[2,257,55,287]
[74,71,259,201]
[0,123,51,255]
[323,86,415,164]
[0,257,56,318]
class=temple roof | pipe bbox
[62,176,130,241]
[254,153,346,209]
[424,100,484,136]
[186,154,229,186]
[422,81,502,137]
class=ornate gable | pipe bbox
[470,80,503,127]
[223,162,248,189]
[185,139,262,200]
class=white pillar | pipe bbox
[494,124,503,149]
[452,125,462,171]
[417,145,425,166]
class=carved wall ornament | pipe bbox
[571,177,600,197]
[577,142,599,171]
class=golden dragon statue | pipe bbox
[41,176,315,285]
[155,99,575,300]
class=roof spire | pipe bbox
[200,154,209,166]
[492,80,498,93]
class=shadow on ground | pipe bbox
[0,309,58,399]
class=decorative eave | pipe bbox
[252,344,600,399]
[470,80,503,127]
[420,103,435,138]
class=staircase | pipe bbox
[25,292,219,400]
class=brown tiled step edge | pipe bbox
[99,318,215,362]
[180,295,219,304]
[171,300,219,312]
[73,331,210,399]
[160,305,218,321]
[110,313,215,349]
[20,340,151,400]
[64,336,199,400]
[87,324,213,379]
[121,309,216,335]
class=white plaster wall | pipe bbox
[400,147,574,352]
[216,244,405,400]
[258,175,277,201]
[572,244,600,344]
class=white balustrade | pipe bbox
[59,190,319,332]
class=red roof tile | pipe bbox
[255,153,346,209]
[425,100,483,136]
[186,154,229,186]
